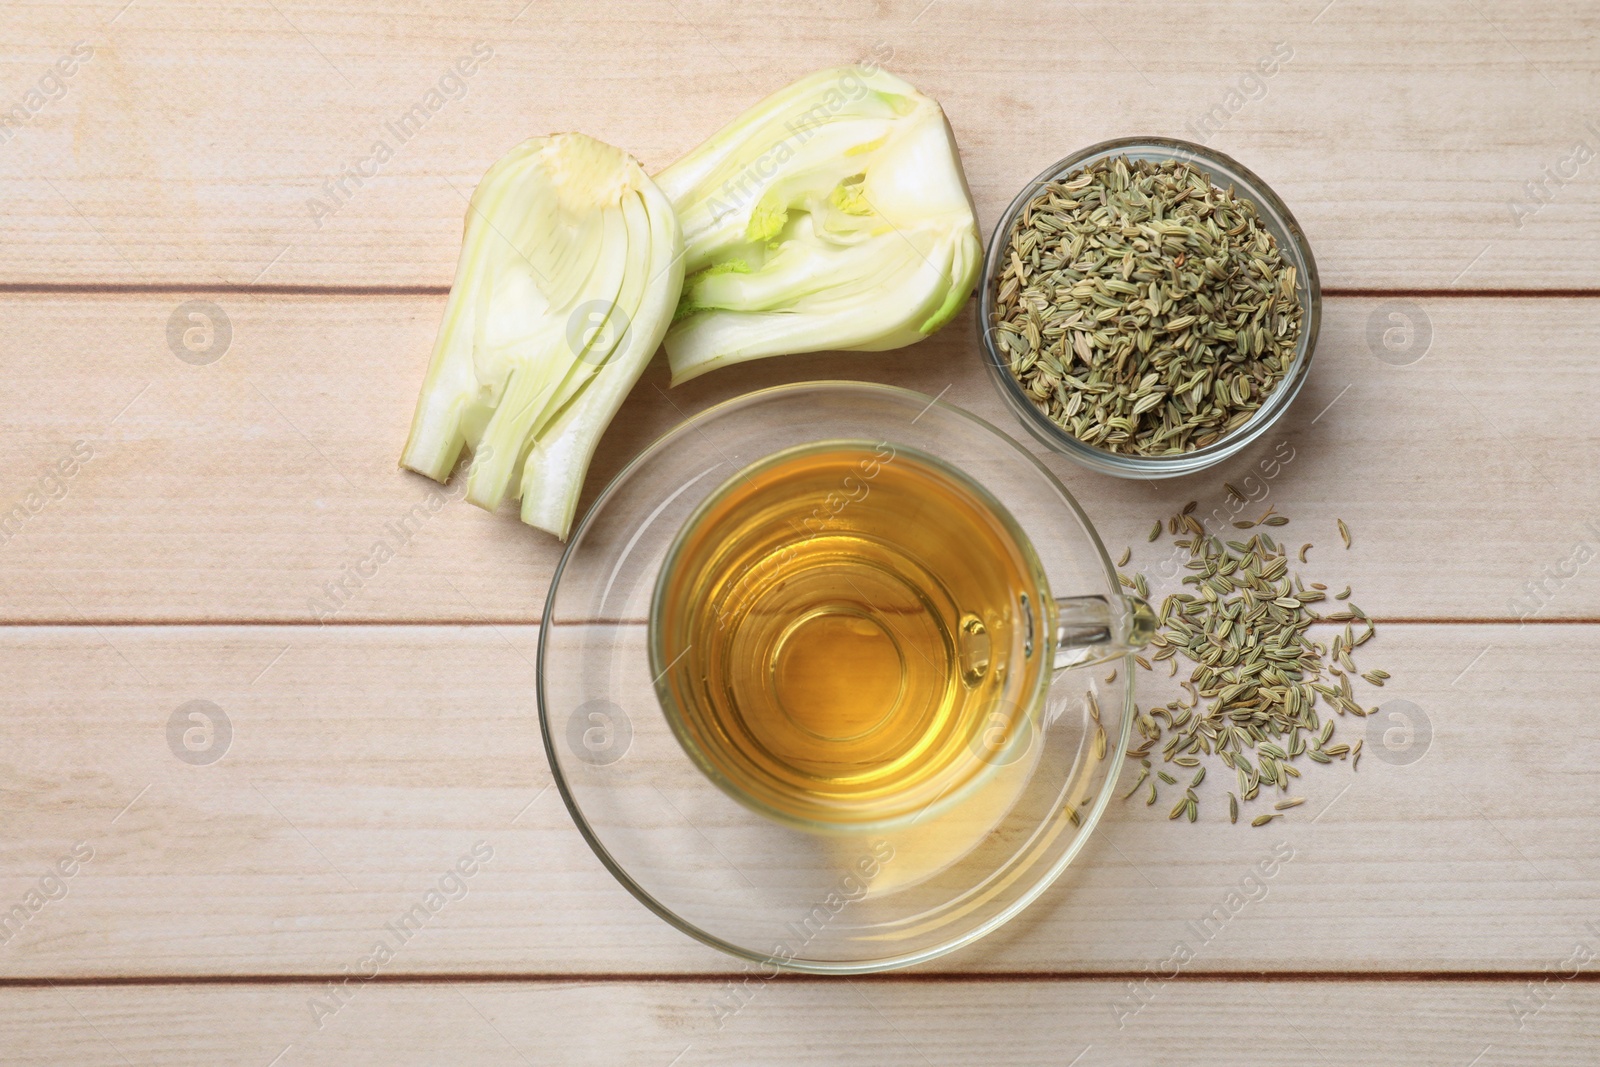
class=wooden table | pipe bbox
[3,1,1598,1062]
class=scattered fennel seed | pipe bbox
[1123,500,1388,824]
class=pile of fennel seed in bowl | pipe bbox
[1115,499,1386,826]
[992,156,1304,455]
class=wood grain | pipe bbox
[0,292,1595,623]
[3,4,1599,1060]
[0,1,1596,288]
[0,622,1594,978]
[3,978,1596,1066]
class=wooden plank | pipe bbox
[0,622,1595,978]
[2,979,1596,1066]
[0,1,1596,288]
[1,293,1596,622]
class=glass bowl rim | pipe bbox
[537,379,1136,974]
[977,135,1322,479]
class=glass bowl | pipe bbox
[538,382,1135,973]
[977,136,1321,479]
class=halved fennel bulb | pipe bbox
[400,133,684,539]
[655,67,981,384]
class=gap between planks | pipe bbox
[0,617,1589,627]
[3,284,1600,299]
[3,970,1600,989]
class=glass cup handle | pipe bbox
[1052,594,1156,671]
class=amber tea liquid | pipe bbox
[652,442,1047,829]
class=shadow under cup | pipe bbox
[650,440,1054,833]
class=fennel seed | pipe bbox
[991,156,1303,456]
[1121,503,1386,824]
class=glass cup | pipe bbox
[540,381,1153,973]
[649,436,1153,833]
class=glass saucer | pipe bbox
[538,381,1132,973]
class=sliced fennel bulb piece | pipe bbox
[654,66,980,384]
[399,133,683,540]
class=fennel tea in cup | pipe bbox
[651,440,1152,832]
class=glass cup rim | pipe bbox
[646,434,1058,835]
[538,380,1136,973]
[977,135,1322,478]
